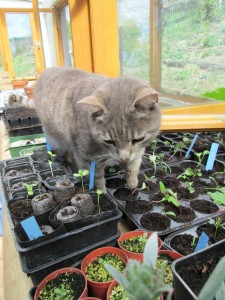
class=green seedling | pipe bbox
[48,160,54,177]
[48,150,56,161]
[165,211,176,217]
[177,167,202,180]
[54,286,67,300]
[206,177,225,205]
[159,181,180,208]
[73,169,89,192]
[208,217,225,238]
[194,150,210,167]
[148,152,171,175]
[96,189,103,213]
[24,183,36,205]
[212,164,225,184]
[185,181,195,194]
[191,236,197,251]
[107,163,116,174]
[169,137,191,159]
[214,132,225,148]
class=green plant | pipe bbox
[96,188,103,213]
[107,163,116,174]
[110,284,128,300]
[194,150,210,167]
[169,137,191,159]
[86,253,125,283]
[208,217,225,238]
[105,232,173,300]
[48,160,54,178]
[177,167,202,180]
[24,183,36,205]
[158,181,180,208]
[185,181,195,194]
[155,254,173,285]
[120,232,148,254]
[48,150,56,161]
[147,152,171,175]
[191,236,197,251]
[73,169,89,192]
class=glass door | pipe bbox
[5,13,36,77]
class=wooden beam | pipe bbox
[68,0,93,72]
[52,8,64,66]
[32,0,45,74]
[0,10,14,77]
[150,0,162,90]
[89,0,119,77]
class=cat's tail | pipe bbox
[8,94,35,108]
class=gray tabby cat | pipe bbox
[34,67,161,192]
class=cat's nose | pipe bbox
[120,159,129,163]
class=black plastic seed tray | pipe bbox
[106,160,225,238]
[24,230,120,286]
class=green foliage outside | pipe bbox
[119,0,225,100]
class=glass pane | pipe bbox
[161,0,225,102]
[6,13,36,77]
[40,12,57,68]
[117,0,150,81]
[65,5,74,67]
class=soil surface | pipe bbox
[9,199,33,219]
[170,234,199,256]
[126,200,153,214]
[113,188,139,202]
[140,212,171,231]
[190,200,219,214]
[197,223,225,244]
[106,177,126,189]
[164,204,196,223]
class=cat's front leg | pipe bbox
[127,156,142,189]
[95,166,106,193]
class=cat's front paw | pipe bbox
[95,178,107,194]
[127,176,138,189]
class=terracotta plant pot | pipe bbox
[12,79,28,89]
[81,298,101,300]
[118,230,163,261]
[81,246,128,300]
[24,86,34,99]
[34,267,88,300]
[107,280,164,300]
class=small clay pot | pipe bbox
[71,193,95,216]
[32,193,56,215]
[56,206,81,223]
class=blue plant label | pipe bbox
[185,133,199,158]
[89,161,96,190]
[20,216,43,240]
[205,143,219,171]
[194,231,209,252]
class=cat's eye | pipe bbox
[104,140,116,146]
[132,136,145,144]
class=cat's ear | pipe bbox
[133,87,158,117]
[76,94,107,123]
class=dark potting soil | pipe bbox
[38,272,85,300]
[176,187,199,201]
[164,204,196,223]
[113,188,139,202]
[9,199,33,219]
[190,200,219,214]
[126,200,153,214]
[106,177,126,189]
[170,234,199,256]
[140,212,171,231]
[196,223,225,244]
[177,251,224,296]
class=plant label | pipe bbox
[185,133,199,158]
[194,231,209,252]
[205,143,219,171]
[89,161,96,190]
[21,216,44,240]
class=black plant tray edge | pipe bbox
[27,230,121,297]
[106,162,225,237]
[164,212,225,254]
[171,239,225,300]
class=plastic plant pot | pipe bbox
[81,247,128,300]
[34,267,88,300]
[118,230,163,261]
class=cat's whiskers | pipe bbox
[91,153,111,160]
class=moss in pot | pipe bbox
[86,253,126,283]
